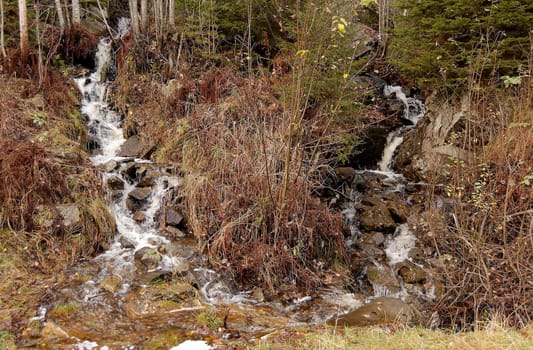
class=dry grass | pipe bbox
[181,75,346,293]
[422,82,533,328]
[255,322,533,350]
[0,74,115,273]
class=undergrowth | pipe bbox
[422,81,532,328]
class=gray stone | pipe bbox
[134,247,162,270]
[163,226,186,238]
[107,176,125,190]
[137,171,161,187]
[165,207,184,228]
[128,187,151,202]
[397,260,427,284]
[357,197,396,232]
[367,264,401,294]
[103,160,119,172]
[328,297,413,327]
[57,204,81,229]
[118,136,146,158]
[133,211,146,223]
[119,236,135,249]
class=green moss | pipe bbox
[196,307,223,331]
[48,301,80,320]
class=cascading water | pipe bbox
[376,85,425,173]
[40,37,436,346]
[74,39,184,293]
[338,84,435,306]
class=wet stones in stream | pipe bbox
[107,175,125,190]
[328,297,414,327]
[126,186,151,211]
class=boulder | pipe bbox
[137,171,161,187]
[366,264,401,294]
[133,211,146,223]
[119,236,135,249]
[107,175,125,190]
[165,207,184,228]
[99,275,122,294]
[357,197,396,232]
[163,226,187,239]
[57,204,81,230]
[328,297,413,327]
[118,135,147,158]
[128,187,151,201]
[397,260,427,284]
[334,167,358,183]
[386,201,410,223]
[103,160,119,172]
[392,93,474,181]
[134,247,162,270]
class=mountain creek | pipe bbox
[2,34,470,349]
[3,32,503,350]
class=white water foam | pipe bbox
[170,340,213,350]
[74,38,185,294]
[384,224,417,265]
[377,129,404,172]
[383,85,425,125]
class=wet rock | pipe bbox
[397,260,427,284]
[103,160,119,172]
[122,162,153,182]
[41,322,71,341]
[328,297,413,327]
[119,236,135,249]
[118,135,147,158]
[135,247,162,270]
[357,197,396,232]
[129,187,151,201]
[334,167,358,183]
[350,127,390,169]
[137,171,161,187]
[392,93,474,181]
[127,187,151,211]
[364,232,386,246]
[165,207,184,228]
[133,211,146,223]
[106,175,125,190]
[57,204,81,229]
[367,264,401,294]
[99,275,123,294]
[387,201,410,223]
[354,242,386,260]
[163,226,187,239]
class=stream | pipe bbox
[39,36,436,349]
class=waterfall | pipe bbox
[376,85,425,173]
[74,38,184,295]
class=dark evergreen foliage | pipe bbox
[390,0,533,88]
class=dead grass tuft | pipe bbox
[0,140,71,231]
[181,77,346,293]
[425,85,532,328]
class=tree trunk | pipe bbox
[1,0,6,57]
[18,0,29,63]
[129,0,140,37]
[168,0,175,27]
[72,0,81,25]
[140,0,147,33]
[54,0,65,34]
